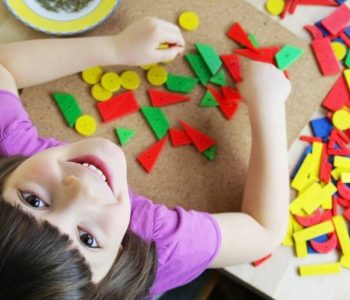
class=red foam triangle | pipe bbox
[137,137,168,173]
[207,85,239,120]
[322,75,350,111]
[234,47,280,65]
[221,54,242,82]
[227,22,256,50]
[97,91,139,123]
[148,89,190,107]
[169,128,192,147]
[178,120,215,152]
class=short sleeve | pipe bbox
[0,90,65,156]
[149,203,221,297]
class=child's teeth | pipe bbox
[80,162,107,182]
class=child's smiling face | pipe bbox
[1,138,131,283]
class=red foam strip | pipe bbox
[311,37,342,76]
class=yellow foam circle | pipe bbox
[91,83,112,101]
[82,66,103,85]
[332,41,348,61]
[101,72,121,92]
[75,115,97,136]
[332,109,350,130]
[147,66,168,86]
[140,63,158,70]
[121,71,141,90]
[178,11,200,31]
[265,0,285,16]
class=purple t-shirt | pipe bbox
[0,90,221,298]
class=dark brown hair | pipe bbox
[0,155,158,300]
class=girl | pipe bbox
[0,17,291,299]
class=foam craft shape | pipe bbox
[148,89,190,107]
[202,145,216,160]
[322,74,350,111]
[275,44,305,70]
[137,137,168,173]
[221,86,241,102]
[165,73,199,93]
[169,128,192,147]
[179,120,216,152]
[226,22,256,50]
[311,38,342,76]
[52,92,82,127]
[310,117,333,138]
[141,106,170,140]
[185,53,212,85]
[200,90,219,107]
[304,25,324,40]
[235,46,280,64]
[115,127,135,146]
[97,91,139,123]
[321,4,350,35]
[294,209,323,227]
[195,43,222,75]
[209,69,227,86]
[299,0,338,5]
[337,181,350,200]
[207,85,239,120]
[252,254,272,267]
[221,54,242,82]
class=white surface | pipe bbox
[225,2,350,300]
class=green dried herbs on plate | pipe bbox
[36,0,94,13]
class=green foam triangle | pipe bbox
[115,127,135,146]
[248,33,259,48]
[209,69,227,86]
[141,106,170,139]
[185,53,212,85]
[195,43,222,75]
[166,73,199,94]
[203,145,216,160]
[200,91,219,107]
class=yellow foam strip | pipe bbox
[334,156,350,168]
[299,263,341,276]
[290,183,322,215]
[333,216,350,256]
[291,154,314,192]
[293,220,334,242]
[309,142,323,181]
[340,256,350,269]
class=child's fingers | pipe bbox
[155,46,184,61]
[157,27,185,48]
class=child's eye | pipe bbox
[19,192,48,209]
[78,228,100,249]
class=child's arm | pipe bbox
[209,61,291,267]
[0,17,184,89]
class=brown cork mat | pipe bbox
[17,0,336,213]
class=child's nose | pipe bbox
[62,174,100,205]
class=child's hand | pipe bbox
[237,60,291,108]
[113,17,185,66]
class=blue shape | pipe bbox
[344,26,350,38]
[310,117,333,139]
[291,145,312,179]
[308,234,329,254]
[315,21,330,37]
[333,37,345,44]
[336,0,347,4]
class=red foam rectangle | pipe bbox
[322,74,350,111]
[311,37,342,76]
[321,4,350,35]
